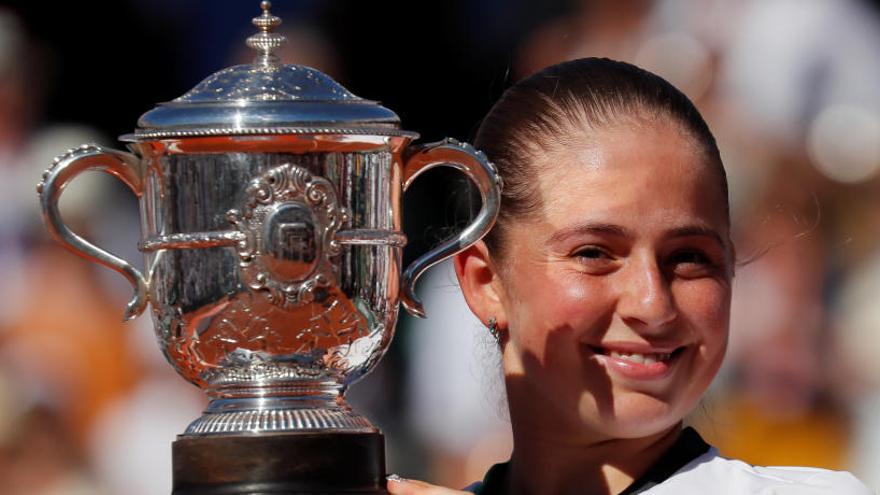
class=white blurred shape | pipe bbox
[807,105,880,183]
[721,0,880,146]
[852,393,880,492]
[406,260,510,456]
[88,379,204,495]
[635,31,712,101]
[835,252,880,387]
[0,125,107,327]
[27,126,112,223]
[835,251,880,489]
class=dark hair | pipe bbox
[475,57,727,255]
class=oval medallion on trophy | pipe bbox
[228,162,350,309]
[263,202,320,282]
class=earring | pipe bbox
[487,317,500,342]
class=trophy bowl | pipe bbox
[37,3,501,493]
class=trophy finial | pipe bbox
[247,1,286,67]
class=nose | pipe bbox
[616,254,677,330]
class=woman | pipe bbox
[387,58,871,494]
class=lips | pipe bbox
[589,344,686,380]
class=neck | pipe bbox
[506,423,682,495]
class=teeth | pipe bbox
[608,351,672,364]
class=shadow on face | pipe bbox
[503,320,615,440]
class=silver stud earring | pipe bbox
[487,317,500,342]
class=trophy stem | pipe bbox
[185,379,377,436]
[205,377,345,402]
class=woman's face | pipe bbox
[494,120,732,442]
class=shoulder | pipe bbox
[646,448,874,494]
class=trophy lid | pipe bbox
[124,2,415,141]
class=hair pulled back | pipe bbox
[475,57,727,255]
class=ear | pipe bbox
[453,240,508,328]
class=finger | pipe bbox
[386,474,470,495]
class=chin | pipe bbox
[579,388,691,440]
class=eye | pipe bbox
[667,249,718,277]
[670,249,710,265]
[573,246,611,260]
[571,246,618,273]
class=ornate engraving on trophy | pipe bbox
[228,162,350,309]
[158,283,371,388]
[194,287,369,383]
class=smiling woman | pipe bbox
[386,58,871,495]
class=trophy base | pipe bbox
[172,431,388,494]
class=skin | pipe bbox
[389,119,733,495]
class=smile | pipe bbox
[588,345,686,380]
[607,350,672,365]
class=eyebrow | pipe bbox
[548,222,726,248]
[548,222,634,244]
[666,226,727,248]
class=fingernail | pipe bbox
[387,474,408,483]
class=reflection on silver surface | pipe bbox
[142,149,395,374]
[140,146,402,434]
[40,137,500,435]
[36,1,502,437]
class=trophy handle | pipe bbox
[36,144,149,321]
[400,138,502,318]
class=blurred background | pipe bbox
[0,0,878,493]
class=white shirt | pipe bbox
[465,429,873,494]
[645,448,874,494]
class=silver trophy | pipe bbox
[37,2,501,493]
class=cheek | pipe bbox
[507,270,613,358]
[675,279,730,358]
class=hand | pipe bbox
[386,475,471,495]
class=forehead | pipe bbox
[530,122,728,232]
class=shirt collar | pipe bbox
[466,427,711,495]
